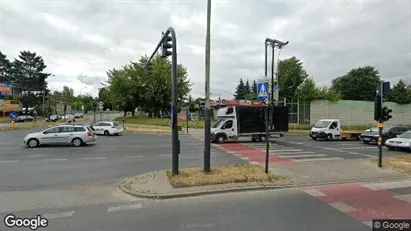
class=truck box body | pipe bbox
[237,107,265,134]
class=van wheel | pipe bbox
[72,138,83,147]
[216,134,225,144]
[326,134,333,141]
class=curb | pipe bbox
[118,175,411,200]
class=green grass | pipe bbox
[116,117,411,131]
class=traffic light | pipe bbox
[146,62,153,74]
[374,95,382,122]
[161,32,172,58]
[381,106,392,122]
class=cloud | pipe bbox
[0,0,409,99]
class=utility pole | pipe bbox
[204,0,212,172]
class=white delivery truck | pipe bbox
[309,119,362,141]
[210,100,289,143]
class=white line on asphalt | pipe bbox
[28,154,44,158]
[278,154,326,158]
[249,161,260,165]
[334,147,375,150]
[107,203,143,212]
[240,157,249,160]
[84,157,107,160]
[393,194,411,203]
[302,189,326,197]
[0,160,18,163]
[160,154,172,157]
[42,211,75,219]
[362,180,411,190]
[269,149,303,152]
[125,155,143,158]
[293,157,344,162]
[273,151,314,155]
[348,152,374,158]
[43,158,67,162]
[328,202,357,213]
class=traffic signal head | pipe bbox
[382,106,392,122]
[161,32,172,58]
[374,95,382,122]
[145,62,153,74]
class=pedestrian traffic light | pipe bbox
[381,106,392,122]
[161,32,172,58]
[374,95,382,122]
[146,62,153,74]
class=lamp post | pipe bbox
[204,0,212,172]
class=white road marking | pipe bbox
[334,147,375,150]
[302,189,326,197]
[28,154,44,158]
[160,154,172,157]
[107,203,143,212]
[278,154,326,158]
[43,158,67,162]
[240,157,249,160]
[125,155,143,158]
[269,149,303,152]
[274,151,314,155]
[394,194,411,203]
[42,211,75,219]
[362,221,373,227]
[328,202,357,213]
[0,160,18,163]
[348,152,375,158]
[84,157,107,160]
[294,157,344,162]
[362,180,411,190]
[249,161,260,165]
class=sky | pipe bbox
[1,0,410,99]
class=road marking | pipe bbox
[160,154,172,157]
[335,147,375,150]
[302,189,326,197]
[362,221,373,227]
[42,211,75,219]
[348,152,374,158]
[28,154,44,158]
[43,158,67,162]
[249,161,259,165]
[84,157,107,160]
[274,151,314,155]
[393,194,411,203]
[278,154,326,158]
[294,157,344,162]
[240,157,249,160]
[328,202,357,213]
[0,160,18,163]
[269,149,303,152]
[362,180,411,190]
[107,203,143,212]
[125,155,142,158]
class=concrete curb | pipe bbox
[118,174,411,200]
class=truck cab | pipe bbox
[310,119,361,141]
[211,107,239,143]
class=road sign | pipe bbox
[273,84,279,91]
[199,101,205,108]
[9,112,17,120]
[99,101,104,106]
[257,81,269,100]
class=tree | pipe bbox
[252,80,257,94]
[244,80,251,95]
[296,78,319,102]
[277,57,308,100]
[234,78,246,99]
[330,66,381,101]
[0,52,12,83]
[388,79,411,104]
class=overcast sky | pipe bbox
[1,0,410,98]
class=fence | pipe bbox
[310,100,411,126]
[276,98,311,124]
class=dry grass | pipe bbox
[370,155,411,174]
[0,122,50,131]
[166,164,288,188]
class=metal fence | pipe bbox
[275,98,311,124]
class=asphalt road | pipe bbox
[243,134,410,163]
[1,188,370,231]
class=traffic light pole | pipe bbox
[204,0,212,172]
[378,82,383,168]
[264,38,272,174]
[144,27,180,175]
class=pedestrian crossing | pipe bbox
[244,142,344,163]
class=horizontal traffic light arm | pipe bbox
[143,27,177,69]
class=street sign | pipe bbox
[199,101,205,108]
[9,112,17,120]
[257,81,269,101]
[99,101,104,106]
[273,84,279,91]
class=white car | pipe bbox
[23,124,97,148]
[91,121,124,136]
[385,131,411,151]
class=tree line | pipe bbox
[233,57,411,105]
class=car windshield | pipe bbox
[313,120,331,128]
[398,131,411,139]
[113,122,120,127]
[212,120,224,128]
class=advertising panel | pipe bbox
[0,83,13,96]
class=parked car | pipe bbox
[360,126,408,144]
[385,131,411,151]
[14,115,34,122]
[90,121,124,136]
[23,124,97,148]
[45,114,60,122]
[61,114,75,122]
[74,112,84,118]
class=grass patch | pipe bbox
[166,164,288,188]
[0,122,50,131]
[370,154,411,174]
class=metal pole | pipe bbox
[265,106,270,173]
[42,81,45,113]
[378,82,383,168]
[204,0,212,172]
[186,109,189,134]
[271,45,275,102]
[264,42,268,78]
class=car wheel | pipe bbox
[216,134,225,144]
[104,130,110,136]
[326,134,332,141]
[311,137,317,140]
[27,138,39,148]
[363,141,369,144]
[72,138,83,147]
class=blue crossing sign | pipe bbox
[257,81,269,101]
[9,112,17,120]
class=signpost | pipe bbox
[257,80,270,174]
[9,112,17,130]
[99,101,103,121]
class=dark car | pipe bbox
[45,114,60,122]
[360,126,408,144]
[14,115,34,123]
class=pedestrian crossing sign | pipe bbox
[257,81,269,100]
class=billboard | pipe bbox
[0,83,13,96]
